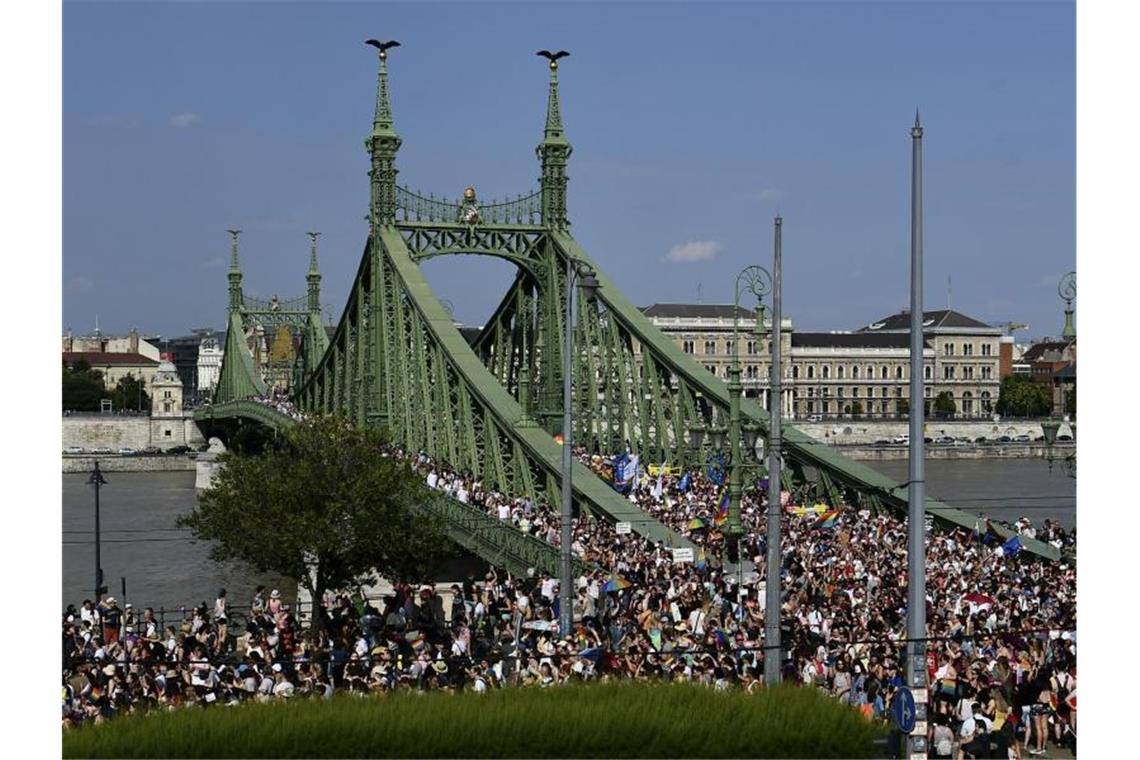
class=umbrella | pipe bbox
[601,576,631,593]
[688,517,709,530]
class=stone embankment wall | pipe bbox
[62,455,196,473]
[794,418,1073,445]
[62,415,206,451]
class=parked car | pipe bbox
[807,414,822,422]
[997,435,1012,443]
[891,434,909,444]
[64,446,85,454]
[91,447,113,454]
[167,445,192,454]
[1014,434,1031,442]
[934,436,955,445]
[117,447,136,455]
[973,436,988,444]
[141,446,161,454]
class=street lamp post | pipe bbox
[560,255,600,637]
[725,266,773,549]
[88,461,108,599]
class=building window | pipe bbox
[851,366,859,379]
[822,365,830,379]
[793,366,800,379]
[963,344,974,356]
[881,366,889,380]
[823,401,831,414]
[944,343,955,356]
[925,387,932,398]
[747,340,757,355]
[807,366,815,379]
[962,392,974,415]
[982,344,992,357]
[982,366,992,380]
[726,340,735,356]
[807,387,815,398]
[746,365,758,379]
[924,366,932,380]
[806,401,815,414]
[981,391,992,412]
[866,386,874,398]
[164,429,172,437]
[895,387,902,397]
[837,387,845,398]
[895,366,903,380]
[837,366,845,379]
[866,365,874,379]
[682,340,694,354]
[881,387,888,398]
[943,366,955,380]
[964,366,974,380]
[852,388,860,398]
[704,341,716,355]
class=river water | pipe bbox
[61,458,1075,610]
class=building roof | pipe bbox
[641,303,755,319]
[1053,363,1076,380]
[792,333,931,349]
[63,351,158,367]
[857,309,995,332]
[1022,341,1075,362]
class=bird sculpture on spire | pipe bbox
[536,50,570,69]
[366,39,400,59]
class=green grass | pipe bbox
[63,683,888,758]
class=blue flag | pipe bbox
[678,472,692,493]
[1001,535,1023,556]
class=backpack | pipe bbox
[1053,672,1072,706]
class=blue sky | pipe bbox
[63,0,1075,341]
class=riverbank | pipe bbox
[62,455,196,473]
[837,442,1075,460]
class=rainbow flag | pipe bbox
[714,488,730,525]
[814,509,841,529]
[694,547,707,570]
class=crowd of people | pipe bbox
[62,433,1077,757]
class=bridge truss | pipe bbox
[202,46,1059,564]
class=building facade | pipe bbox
[640,305,1002,420]
[196,333,224,397]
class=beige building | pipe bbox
[61,350,160,394]
[640,305,1001,420]
[62,328,160,361]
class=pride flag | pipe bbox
[814,509,841,529]
[714,488,730,525]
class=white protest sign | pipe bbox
[672,547,694,563]
[615,522,632,535]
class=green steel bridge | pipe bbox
[195,45,1060,566]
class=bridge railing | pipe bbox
[424,491,593,579]
[395,186,543,225]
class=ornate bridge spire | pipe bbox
[226,229,243,312]
[535,50,572,229]
[365,39,402,227]
[306,231,322,313]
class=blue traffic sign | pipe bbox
[893,686,916,734]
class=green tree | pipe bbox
[996,375,1052,417]
[177,416,451,630]
[847,401,863,417]
[110,373,150,412]
[934,391,956,417]
[62,359,106,411]
[896,398,910,417]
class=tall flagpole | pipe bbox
[906,110,929,758]
[764,215,783,685]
